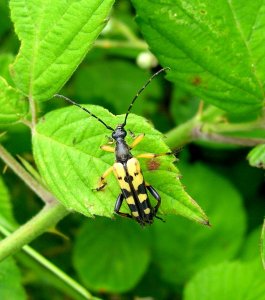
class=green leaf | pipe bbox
[0,258,26,300]
[184,260,265,300]
[73,217,151,293]
[0,77,27,125]
[9,0,115,101]
[248,144,265,169]
[17,155,43,186]
[152,163,246,285]
[132,0,265,113]
[33,105,208,224]
[0,175,16,229]
[261,219,265,269]
[0,53,14,85]
[240,226,262,262]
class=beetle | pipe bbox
[55,67,170,226]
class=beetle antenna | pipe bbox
[122,67,170,127]
[54,94,114,131]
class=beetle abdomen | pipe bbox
[113,158,154,225]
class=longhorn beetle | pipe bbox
[55,67,170,226]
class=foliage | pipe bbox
[0,0,264,299]
[184,260,265,300]
[0,258,26,300]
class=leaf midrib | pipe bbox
[31,0,106,85]
[226,0,265,98]
[143,0,264,100]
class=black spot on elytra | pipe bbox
[122,189,131,198]
[124,175,133,183]
[137,182,146,194]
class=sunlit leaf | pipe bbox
[33,106,208,224]
[248,144,265,169]
[0,175,16,229]
[9,0,115,100]
[0,77,27,125]
[132,0,265,113]
[0,53,14,85]
[0,258,26,300]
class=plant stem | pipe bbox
[94,39,148,50]
[0,144,56,204]
[29,95,37,129]
[194,129,265,146]
[20,119,33,129]
[0,203,68,261]
[164,115,265,149]
[164,118,199,149]
[112,18,139,42]
[0,225,96,300]
[205,119,265,133]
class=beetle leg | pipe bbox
[100,145,115,152]
[93,166,113,191]
[146,184,161,213]
[128,129,136,138]
[105,135,114,144]
[114,193,132,219]
[129,133,145,149]
[136,152,172,159]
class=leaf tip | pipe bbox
[203,219,211,227]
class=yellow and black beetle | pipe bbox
[55,67,170,226]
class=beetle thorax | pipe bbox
[112,125,132,162]
[115,139,132,162]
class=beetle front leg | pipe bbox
[136,152,172,159]
[129,133,145,149]
[93,166,113,191]
[114,193,132,219]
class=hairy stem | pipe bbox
[112,18,139,42]
[0,203,69,261]
[164,118,198,149]
[29,95,37,129]
[164,116,265,149]
[0,144,56,204]
[94,39,148,50]
[193,128,265,146]
[0,225,95,300]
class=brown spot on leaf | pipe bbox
[192,76,202,86]
[147,159,160,171]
